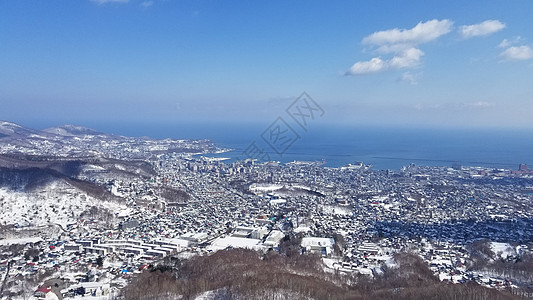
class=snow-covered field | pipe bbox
[249,184,284,194]
[490,242,516,259]
[321,205,352,216]
[0,181,126,229]
[0,236,42,245]
[207,236,264,252]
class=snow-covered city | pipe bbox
[1,122,533,299]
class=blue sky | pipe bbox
[1,0,533,129]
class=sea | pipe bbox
[83,121,533,171]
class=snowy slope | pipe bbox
[0,180,126,228]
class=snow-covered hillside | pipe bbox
[0,180,126,229]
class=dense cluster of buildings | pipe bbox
[2,150,533,298]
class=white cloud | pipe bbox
[459,20,505,39]
[363,19,453,49]
[346,48,424,75]
[389,48,424,69]
[463,101,494,109]
[141,0,153,7]
[347,20,451,76]
[498,36,522,48]
[500,45,533,61]
[346,57,387,75]
[346,19,509,77]
[499,39,511,49]
[413,101,493,111]
[92,0,129,4]
[398,72,420,85]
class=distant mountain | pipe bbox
[0,120,217,159]
[42,124,105,136]
[0,121,106,138]
[0,121,42,138]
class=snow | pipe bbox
[0,237,42,246]
[270,199,287,205]
[379,203,398,210]
[430,259,452,266]
[83,165,105,171]
[301,237,334,248]
[199,156,230,162]
[63,294,117,300]
[293,226,312,233]
[438,273,464,283]
[116,208,133,218]
[194,290,218,300]
[490,242,515,259]
[159,238,191,248]
[291,185,312,191]
[0,182,126,228]
[372,195,389,202]
[356,268,373,275]
[384,257,398,269]
[114,164,126,171]
[321,205,351,215]
[249,184,283,193]
[110,184,126,197]
[439,272,451,281]
[207,236,263,251]
[322,258,338,269]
